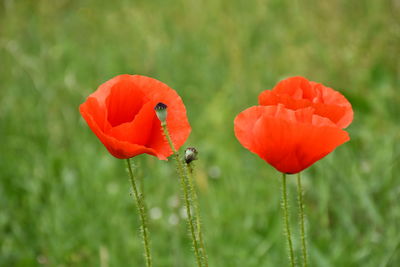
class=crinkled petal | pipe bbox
[234,105,350,174]
[259,76,353,128]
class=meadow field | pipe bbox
[1,0,400,266]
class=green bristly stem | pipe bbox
[161,122,202,267]
[281,173,296,267]
[126,158,152,267]
[187,164,209,267]
[297,172,308,267]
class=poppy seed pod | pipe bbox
[185,147,198,164]
[154,102,168,125]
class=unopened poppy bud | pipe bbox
[185,147,198,164]
[154,102,168,124]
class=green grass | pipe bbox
[1,0,400,266]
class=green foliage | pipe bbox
[1,0,399,266]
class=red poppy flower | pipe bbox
[258,76,353,129]
[80,74,191,160]
[234,104,350,174]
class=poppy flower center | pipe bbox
[106,82,146,127]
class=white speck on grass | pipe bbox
[168,214,179,225]
[149,207,162,220]
[106,182,119,195]
[179,207,188,219]
[208,165,221,179]
[168,195,180,208]
[37,255,48,265]
[361,160,371,173]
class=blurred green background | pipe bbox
[1,0,400,266]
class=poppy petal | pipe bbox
[105,80,146,127]
[131,75,191,158]
[106,101,156,146]
[80,99,158,159]
[234,105,350,174]
[273,76,314,100]
[79,97,111,132]
[310,81,354,128]
[80,75,191,160]
[234,105,265,151]
[258,76,353,128]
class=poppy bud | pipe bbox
[185,147,198,164]
[154,102,168,125]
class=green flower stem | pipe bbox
[161,123,202,267]
[126,158,152,267]
[297,173,308,267]
[281,173,296,267]
[187,163,209,267]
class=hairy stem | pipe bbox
[297,173,308,267]
[281,173,296,267]
[187,164,209,267]
[126,158,152,267]
[161,123,202,267]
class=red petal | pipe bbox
[310,82,353,128]
[106,101,156,146]
[273,76,314,100]
[80,99,157,159]
[234,106,266,152]
[80,75,191,160]
[105,79,145,127]
[131,75,191,158]
[234,105,350,174]
[259,76,353,129]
